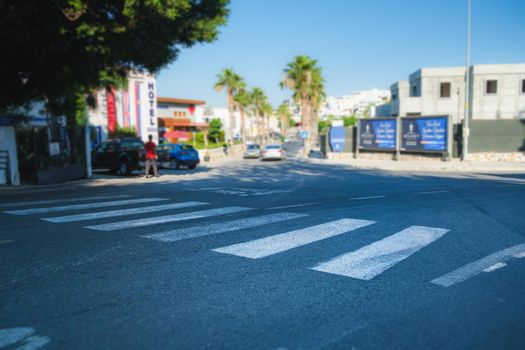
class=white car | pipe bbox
[260,144,285,161]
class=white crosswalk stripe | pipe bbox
[3,198,168,215]
[144,212,308,242]
[42,201,208,223]
[431,242,525,287]
[0,194,131,208]
[85,206,252,231]
[213,218,375,259]
[311,226,449,280]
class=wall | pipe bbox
[470,64,525,120]
[469,119,525,152]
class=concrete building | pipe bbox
[389,64,525,121]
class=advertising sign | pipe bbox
[400,116,448,152]
[106,88,116,134]
[329,126,345,152]
[358,118,397,151]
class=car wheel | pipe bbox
[118,160,130,175]
[171,160,179,170]
[188,164,196,170]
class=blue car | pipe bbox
[157,144,200,170]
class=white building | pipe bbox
[389,64,525,122]
[87,71,159,144]
[321,89,391,118]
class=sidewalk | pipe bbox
[308,155,525,173]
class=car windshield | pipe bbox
[157,145,173,151]
[266,145,281,150]
[247,144,260,150]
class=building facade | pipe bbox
[389,64,525,121]
[157,97,207,143]
[88,71,159,144]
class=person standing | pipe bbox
[144,135,159,178]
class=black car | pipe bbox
[92,138,145,175]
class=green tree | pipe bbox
[261,101,273,145]
[0,0,230,121]
[233,82,252,147]
[280,55,325,154]
[208,118,224,144]
[250,87,268,146]
[214,68,242,153]
[276,103,291,136]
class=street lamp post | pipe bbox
[462,0,472,161]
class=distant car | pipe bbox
[243,144,261,159]
[260,144,285,161]
[157,144,200,169]
[92,138,145,175]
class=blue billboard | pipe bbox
[358,118,397,151]
[329,126,345,152]
[400,116,448,152]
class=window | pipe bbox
[485,80,498,94]
[440,82,451,98]
[521,79,525,94]
[411,85,417,97]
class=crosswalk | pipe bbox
[2,195,524,288]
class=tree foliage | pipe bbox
[0,0,230,116]
[207,118,224,144]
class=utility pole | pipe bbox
[462,0,471,161]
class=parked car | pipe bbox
[92,138,145,175]
[157,144,200,169]
[260,144,285,161]
[243,144,261,159]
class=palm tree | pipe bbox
[308,69,326,147]
[280,55,324,154]
[250,87,267,146]
[261,101,273,145]
[233,81,251,148]
[214,68,242,153]
[276,103,292,137]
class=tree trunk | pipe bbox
[301,96,310,156]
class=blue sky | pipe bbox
[156,0,525,107]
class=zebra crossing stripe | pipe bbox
[311,226,449,280]
[0,194,131,208]
[431,242,525,287]
[213,218,375,259]
[85,206,252,231]
[43,201,208,223]
[3,198,168,215]
[144,212,308,242]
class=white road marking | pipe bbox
[144,212,308,242]
[213,218,375,259]
[85,206,252,231]
[349,195,385,200]
[417,190,450,194]
[43,201,208,223]
[483,262,507,272]
[268,203,318,210]
[312,225,449,280]
[0,327,49,350]
[431,243,525,287]
[514,251,525,258]
[0,194,131,208]
[4,198,168,215]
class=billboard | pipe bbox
[329,126,345,152]
[400,116,448,152]
[358,118,397,151]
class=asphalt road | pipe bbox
[1,141,525,349]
